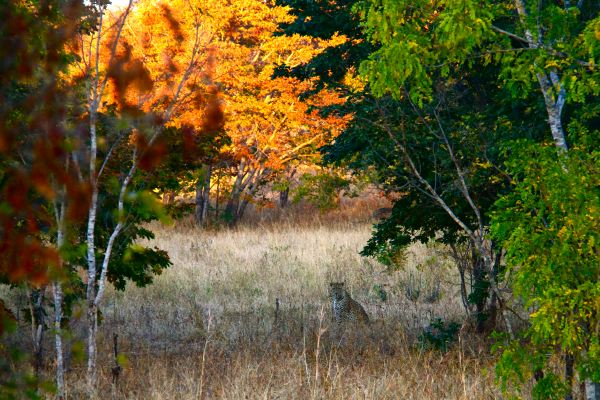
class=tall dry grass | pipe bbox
[3,201,502,399]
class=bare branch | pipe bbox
[94,148,138,307]
[491,25,530,45]
[432,109,484,233]
[93,0,135,118]
[98,130,127,179]
[374,104,476,239]
[163,23,204,123]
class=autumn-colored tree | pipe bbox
[202,0,349,224]
[65,0,225,391]
[117,0,348,225]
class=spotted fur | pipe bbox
[329,282,369,325]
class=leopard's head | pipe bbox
[329,282,346,301]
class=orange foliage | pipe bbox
[104,0,348,173]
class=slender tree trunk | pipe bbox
[238,197,251,221]
[565,352,574,400]
[162,191,175,205]
[279,168,296,208]
[224,194,240,225]
[195,178,203,224]
[471,235,514,339]
[486,249,502,333]
[52,282,65,399]
[225,158,247,225]
[195,165,212,226]
[86,303,98,391]
[449,243,472,318]
[471,249,487,334]
[52,216,66,400]
[215,173,221,219]
[234,167,265,222]
[513,0,568,152]
[279,187,289,208]
[237,180,257,222]
[52,196,66,399]
[535,71,568,151]
[202,165,211,224]
[29,288,45,384]
[52,184,69,400]
[586,380,600,400]
[86,122,99,395]
[86,109,99,395]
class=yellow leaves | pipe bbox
[588,236,596,253]
[342,67,366,92]
[408,41,419,49]
[545,59,561,70]
[557,226,568,239]
[474,160,493,169]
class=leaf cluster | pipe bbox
[491,141,600,390]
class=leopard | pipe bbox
[329,282,369,325]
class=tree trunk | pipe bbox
[535,71,568,151]
[86,303,98,392]
[202,165,211,224]
[565,352,574,400]
[449,243,471,318]
[279,187,289,208]
[52,282,65,399]
[53,196,66,399]
[471,248,487,334]
[162,191,175,205]
[215,173,221,219]
[586,380,600,400]
[195,165,212,226]
[85,110,99,396]
[224,193,240,226]
[237,179,257,222]
[29,288,45,384]
[475,237,514,339]
[513,0,568,152]
[233,167,265,223]
[225,158,247,226]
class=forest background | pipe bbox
[0,0,598,399]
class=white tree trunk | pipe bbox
[53,194,66,399]
[535,71,568,151]
[586,380,600,400]
[81,0,197,391]
[86,115,100,394]
[513,0,568,152]
[29,288,46,382]
[52,282,65,399]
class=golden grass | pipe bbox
[2,201,502,399]
[54,214,499,399]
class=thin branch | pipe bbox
[71,152,84,182]
[163,23,205,123]
[93,0,134,119]
[94,148,137,307]
[491,25,530,45]
[492,24,593,68]
[432,109,484,233]
[98,130,127,179]
[374,104,476,239]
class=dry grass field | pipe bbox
[3,201,502,399]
